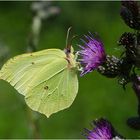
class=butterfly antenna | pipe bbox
[65,27,72,54]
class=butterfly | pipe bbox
[0,28,79,118]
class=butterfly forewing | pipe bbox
[0,49,66,95]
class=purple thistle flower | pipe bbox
[78,33,106,76]
[84,118,123,140]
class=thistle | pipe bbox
[84,118,123,140]
[78,34,123,78]
[78,33,106,76]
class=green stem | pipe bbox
[26,107,40,139]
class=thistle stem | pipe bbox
[135,92,140,117]
[133,81,140,117]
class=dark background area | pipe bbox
[0,1,139,139]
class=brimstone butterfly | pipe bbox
[0,29,79,118]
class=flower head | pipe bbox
[84,118,122,140]
[78,33,106,76]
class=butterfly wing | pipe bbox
[0,49,78,117]
[0,49,66,95]
[25,67,78,117]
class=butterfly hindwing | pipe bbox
[25,67,78,117]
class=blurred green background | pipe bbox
[0,1,139,139]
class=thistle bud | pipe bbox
[97,55,121,78]
[118,57,132,87]
[120,0,140,30]
[119,32,136,61]
[119,32,135,46]
[118,32,140,68]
